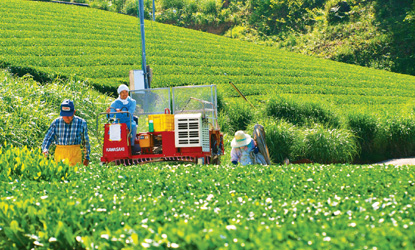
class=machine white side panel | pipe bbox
[175,114,202,148]
[201,120,210,152]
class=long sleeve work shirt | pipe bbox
[41,116,91,160]
[109,97,137,126]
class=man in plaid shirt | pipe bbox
[42,99,90,166]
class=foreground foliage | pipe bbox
[2,1,415,162]
[1,162,415,249]
[0,144,76,182]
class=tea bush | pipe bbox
[2,163,415,249]
[252,119,357,164]
[347,112,381,162]
[0,143,75,181]
[255,119,299,163]
[381,116,415,159]
[300,124,358,164]
[219,98,255,134]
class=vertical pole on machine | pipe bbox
[138,0,149,89]
[152,0,155,21]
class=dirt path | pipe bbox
[376,158,415,166]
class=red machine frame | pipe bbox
[100,123,223,165]
[99,95,224,165]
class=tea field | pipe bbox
[2,1,415,248]
[1,0,415,115]
[2,143,415,249]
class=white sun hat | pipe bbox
[231,130,252,148]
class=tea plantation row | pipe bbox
[1,144,415,249]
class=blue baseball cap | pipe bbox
[60,99,75,116]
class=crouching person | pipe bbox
[230,130,258,165]
[231,130,268,166]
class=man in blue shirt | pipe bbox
[42,99,90,166]
[106,84,137,147]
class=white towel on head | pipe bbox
[117,84,129,94]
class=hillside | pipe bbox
[51,0,415,76]
[1,0,415,111]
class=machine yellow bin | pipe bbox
[138,133,153,148]
[148,114,174,132]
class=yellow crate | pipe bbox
[148,114,174,132]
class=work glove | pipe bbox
[253,147,259,154]
[232,161,238,165]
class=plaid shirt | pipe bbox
[42,116,91,160]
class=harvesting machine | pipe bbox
[97,85,224,165]
[97,0,224,165]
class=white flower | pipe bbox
[141,242,150,248]
[171,243,179,248]
[206,194,214,201]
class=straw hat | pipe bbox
[231,130,252,148]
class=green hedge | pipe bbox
[0,144,76,181]
[256,119,357,164]
[265,96,341,128]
